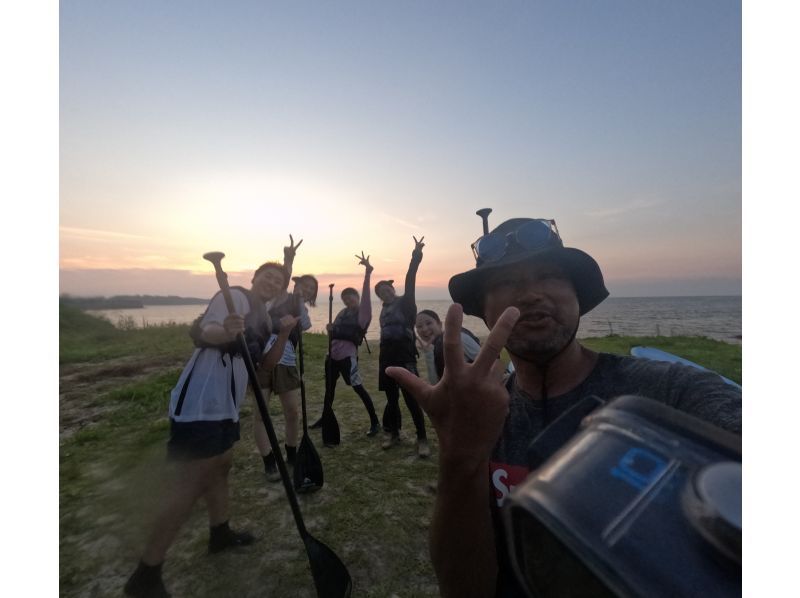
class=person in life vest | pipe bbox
[415,309,482,384]
[311,251,381,436]
[386,212,741,598]
[375,236,430,458]
[253,236,317,482]
[124,262,299,598]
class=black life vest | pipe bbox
[268,293,301,348]
[188,286,272,362]
[379,297,414,345]
[331,307,368,346]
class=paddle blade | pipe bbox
[294,434,323,493]
[304,535,353,598]
[321,405,340,447]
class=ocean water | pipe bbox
[88,295,741,343]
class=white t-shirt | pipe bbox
[169,289,252,422]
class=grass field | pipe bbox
[59,304,741,597]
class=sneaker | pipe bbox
[416,439,430,459]
[263,453,281,482]
[366,422,381,437]
[208,526,256,554]
[381,434,400,450]
[124,562,171,598]
[265,461,281,483]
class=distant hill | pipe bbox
[60,294,208,310]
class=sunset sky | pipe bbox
[59,1,742,299]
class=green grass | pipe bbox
[60,302,192,364]
[59,309,741,597]
[581,335,741,384]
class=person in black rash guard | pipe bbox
[376,236,429,458]
[387,213,742,598]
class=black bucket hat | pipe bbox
[449,216,609,318]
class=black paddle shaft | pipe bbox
[320,283,341,446]
[293,294,324,493]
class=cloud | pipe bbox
[584,199,663,220]
[59,226,153,242]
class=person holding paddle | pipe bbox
[253,236,317,482]
[386,210,742,597]
[124,262,298,598]
[312,252,381,436]
[375,236,430,458]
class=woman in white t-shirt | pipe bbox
[124,262,298,598]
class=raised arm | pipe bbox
[403,236,424,316]
[282,234,303,278]
[356,251,373,328]
[386,304,520,598]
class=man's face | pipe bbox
[342,292,359,309]
[482,260,580,363]
[252,268,286,302]
[376,284,396,303]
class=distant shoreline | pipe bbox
[60,295,208,310]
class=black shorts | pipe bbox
[166,419,240,461]
[330,356,363,387]
[378,359,418,391]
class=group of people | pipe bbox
[124,212,742,598]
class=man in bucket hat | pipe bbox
[387,210,741,597]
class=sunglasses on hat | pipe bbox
[471,219,562,265]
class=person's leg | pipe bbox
[278,388,301,461]
[253,386,273,458]
[203,449,233,526]
[311,358,340,429]
[140,457,216,565]
[381,378,402,449]
[345,356,379,432]
[400,386,427,442]
[400,385,430,457]
[204,449,255,553]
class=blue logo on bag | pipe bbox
[611,447,667,490]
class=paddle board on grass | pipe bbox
[630,346,741,390]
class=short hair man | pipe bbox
[387,214,741,597]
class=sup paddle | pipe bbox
[293,293,324,493]
[203,252,351,598]
[321,283,341,447]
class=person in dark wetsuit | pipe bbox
[375,236,429,458]
[387,213,742,598]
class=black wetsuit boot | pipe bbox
[124,561,170,598]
